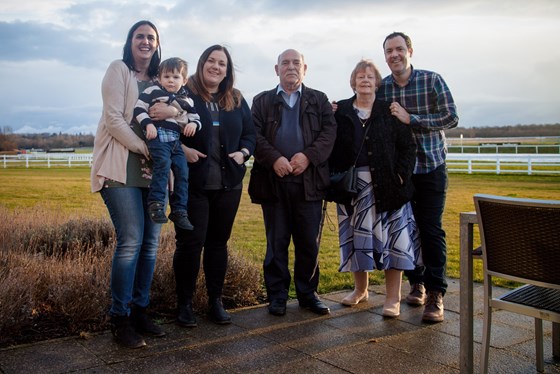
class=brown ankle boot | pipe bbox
[406,283,426,306]
[422,291,444,323]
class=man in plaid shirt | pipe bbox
[378,31,459,323]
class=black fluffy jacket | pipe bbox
[329,96,416,212]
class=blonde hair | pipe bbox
[349,59,382,92]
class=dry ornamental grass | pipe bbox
[0,206,264,347]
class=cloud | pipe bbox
[0,0,559,134]
[0,21,115,69]
[0,60,103,134]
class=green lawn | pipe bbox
[1,168,559,296]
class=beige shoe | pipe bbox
[422,291,444,323]
[406,283,426,306]
[382,269,402,317]
[382,299,401,318]
[341,271,369,306]
[341,290,369,306]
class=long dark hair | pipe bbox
[187,45,241,111]
[122,20,161,79]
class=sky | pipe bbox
[1,0,559,135]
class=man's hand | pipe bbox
[273,156,293,177]
[390,102,411,125]
[331,100,338,112]
[289,152,309,176]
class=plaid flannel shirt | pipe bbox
[378,66,458,174]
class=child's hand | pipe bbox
[146,124,157,140]
[183,122,197,137]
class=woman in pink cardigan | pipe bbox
[91,20,179,349]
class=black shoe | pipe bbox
[148,201,168,224]
[208,297,232,325]
[299,297,330,315]
[110,315,146,349]
[130,306,166,337]
[268,299,287,316]
[177,301,197,327]
[168,211,194,230]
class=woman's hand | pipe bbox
[182,145,207,163]
[149,102,178,121]
[228,151,245,165]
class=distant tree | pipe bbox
[446,124,560,138]
[10,133,95,150]
[0,134,18,152]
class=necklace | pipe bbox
[358,116,369,127]
[354,106,371,127]
[353,102,371,127]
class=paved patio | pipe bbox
[1,279,559,373]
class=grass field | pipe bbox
[1,167,559,296]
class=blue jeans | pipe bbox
[101,187,162,316]
[405,164,449,295]
[147,138,189,213]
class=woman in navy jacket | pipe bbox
[173,45,256,327]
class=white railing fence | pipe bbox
[447,136,560,154]
[447,144,560,154]
[2,153,560,176]
[446,153,560,175]
[1,153,93,168]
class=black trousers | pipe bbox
[173,188,242,304]
[261,182,323,301]
[405,164,449,295]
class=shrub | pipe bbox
[18,218,114,258]
[0,207,264,347]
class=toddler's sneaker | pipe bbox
[148,202,168,224]
[169,211,194,230]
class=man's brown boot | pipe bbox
[422,290,444,323]
[406,283,426,306]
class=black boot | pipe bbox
[177,299,197,327]
[130,306,166,337]
[110,315,146,349]
[208,297,231,325]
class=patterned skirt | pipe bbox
[338,168,422,272]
